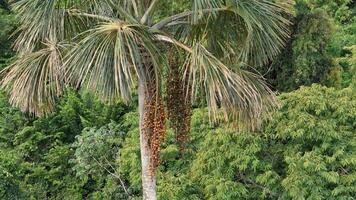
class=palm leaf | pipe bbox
[11,0,118,52]
[232,0,293,66]
[192,0,223,23]
[0,40,66,115]
[171,0,293,67]
[64,21,162,103]
[184,44,277,130]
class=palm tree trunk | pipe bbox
[138,79,157,200]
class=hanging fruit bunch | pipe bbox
[143,79,166,175]
[166,48,192,153]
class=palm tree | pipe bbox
[1,0,292,199]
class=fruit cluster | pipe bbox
[143,83,166,175]
[166,50,192,153]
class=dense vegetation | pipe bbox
[1,85,355,199]
[0,0,355,199]
[261,0,356,90]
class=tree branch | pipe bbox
[91,155,132,199]
[238,173,279,197]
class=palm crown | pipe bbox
[2,0,292,126]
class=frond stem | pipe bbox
[155,34,192,53]
[67,9,114,22]
[140,0,159,24]
[107,0,139,23]
[151,7,229,30]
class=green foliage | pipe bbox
[338,45,356,88]
[306,0,355,24]
[113,85,356,200]
[267,2,340,91]
[0,6,16,70]
[71,122,130,199]
[72,123,124,179]
[154,0,190,20]
[0,150,25,200]
[291,8,338,87]
[267,85,356,199]
[187,129,278,199]
[0,89,133,199]
[0,1,355,199]
[320,0,356,88]
[260,0,356,91]
[1,82,355,200]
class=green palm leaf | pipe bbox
[185,44,276,130]
[232,0,293,66]
[64,21,162,103]
[3,0,292,129]
[0,40,66,115]
[12,0,119,52]
[169,0,293,67]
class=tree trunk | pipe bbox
[138,79,157,200]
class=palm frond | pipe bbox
[11,0,120,53]
[175,0,293,66]
[184,44,277,130]
[71,0,117,17]
[12,0,81,52]
[0,40,66,115]
[192,0,223,23]
[64,21,162,103]
[232,0,293,66]
[118,0,139,17]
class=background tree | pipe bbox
[261,1,337,91]
[0,0,292,199]
[0,0,15,70]
[1,84,354,199]
[259,0,356,91]
[0,89,133,199]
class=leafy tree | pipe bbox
[263,1,340,91]
[310,0,356,88]
[0,2,16,70]
[268,85,356,199]
[1,82,355,199]
[72,122,130,199]
[0,89,132,199]
[335,44,356,88]
[0,1,292,199]
[0,150,25,200]
[306,0,355,24]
